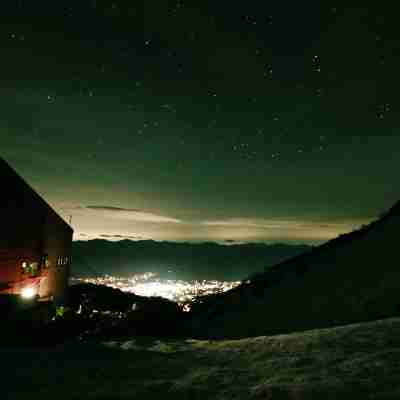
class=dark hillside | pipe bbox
[187,201,400,338]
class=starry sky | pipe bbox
[1,2,399,244]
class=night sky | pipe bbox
[1,3,399,244]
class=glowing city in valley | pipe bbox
[70,273,241,305]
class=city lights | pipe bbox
[70,273,241,306]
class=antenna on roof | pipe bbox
[69,215,73,225]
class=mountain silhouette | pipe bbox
[71,240,310,281]
[187,201,400,338]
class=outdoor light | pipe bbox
[20,286,37,300]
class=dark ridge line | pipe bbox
[235,199,400,291]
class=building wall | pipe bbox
[0,158,73,303]
[0,170,45,292]
[0,248,41,291]
[41,208,73,304]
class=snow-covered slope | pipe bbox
[2,317,400,399]
[188,201,400,338]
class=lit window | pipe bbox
[21,262,28,273]
[30,262,39,277]
[57,256,67,267]
[42,254,50,268]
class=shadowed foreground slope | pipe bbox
[188,201,400,339]
[2,317,400,399]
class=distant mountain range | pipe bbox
[187,201,400,338]
[71,240,311,281]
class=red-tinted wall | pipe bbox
[0,158,73,302]
[42,208,73,303]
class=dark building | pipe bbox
[0,157,73,307]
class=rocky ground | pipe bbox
[2,317,400,399]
